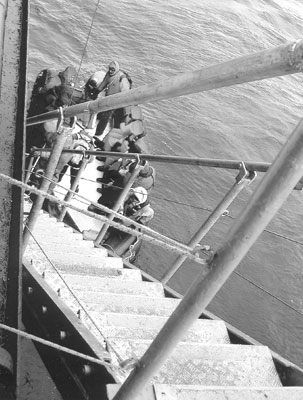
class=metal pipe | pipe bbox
[94,162,143,246]
[112,114,303,400]
[58,153,92,222]
[23,155,34,184]
[23,114,69,252]
[29,148,271,172]
[27,40,303,126]
[161,164,257,284]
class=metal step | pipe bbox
[107,384,303,400]
[69,292,181,317]
[108,341,282,386]
[45,272,165,298]
[24,245,123,270]
[88,312,230,344]
[26,241,108,257]
[24,258,141,280]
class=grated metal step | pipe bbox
[23,201,298,396]
[107,384,303,400]
[108,341,281,386]
[45,272,165,298]
[88,312,230,344]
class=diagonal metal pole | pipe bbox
[27,40,303,126]
[161,163,257,284]
[58,152,92,222]
[112,115,303,400]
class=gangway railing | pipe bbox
[161,163,257,284]
[22,40,303,400]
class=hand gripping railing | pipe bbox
[161,162,257,284]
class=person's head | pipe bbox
[108,61,120,76]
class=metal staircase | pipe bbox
[22,204,303,400]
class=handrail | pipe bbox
[26,40,303,126]
[111,114,303,399]
[161,163,257,284]
[30,147,271,172]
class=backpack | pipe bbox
[120,71,133,89]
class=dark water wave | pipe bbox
[28,0,303,367]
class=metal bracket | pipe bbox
[235,162,257,184]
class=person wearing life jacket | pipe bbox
[26,66,82,156]
[93,104,145,173]
[30,118,93,193]
[94,61,132,136]
[122,186,154,225]
[123,160,156,193]
[84,70,106,100]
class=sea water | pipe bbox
[28,0,303,368]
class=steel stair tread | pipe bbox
[26,241,108,257]
[108,341,281,387]
[24,245,123,269]
[45,272,165,297]
[23,254,142,280]
[88,312,230,344]
[106,384,303,400]
[71,292,181,316]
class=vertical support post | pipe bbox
[93,161,143,246]
[58,153,91,222]
[161,163,256,284]
[112,116,303,400]
[23,154,34,184]
[23,110,68,252]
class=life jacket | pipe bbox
[119,71,133,89]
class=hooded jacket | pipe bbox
[97,61,130,96]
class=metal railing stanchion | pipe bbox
[58,151,92,222]
[161,162,257,284]
[23,154,35,185]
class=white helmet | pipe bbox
[133,186,147,204]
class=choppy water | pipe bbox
[28,0,303,368]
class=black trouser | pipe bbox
[95,108,125,136]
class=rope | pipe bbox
[234,271,303,316]
[0,322,119,372]
[2,174,208,264]
[23,222,125,364]
[69,0,102,106]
